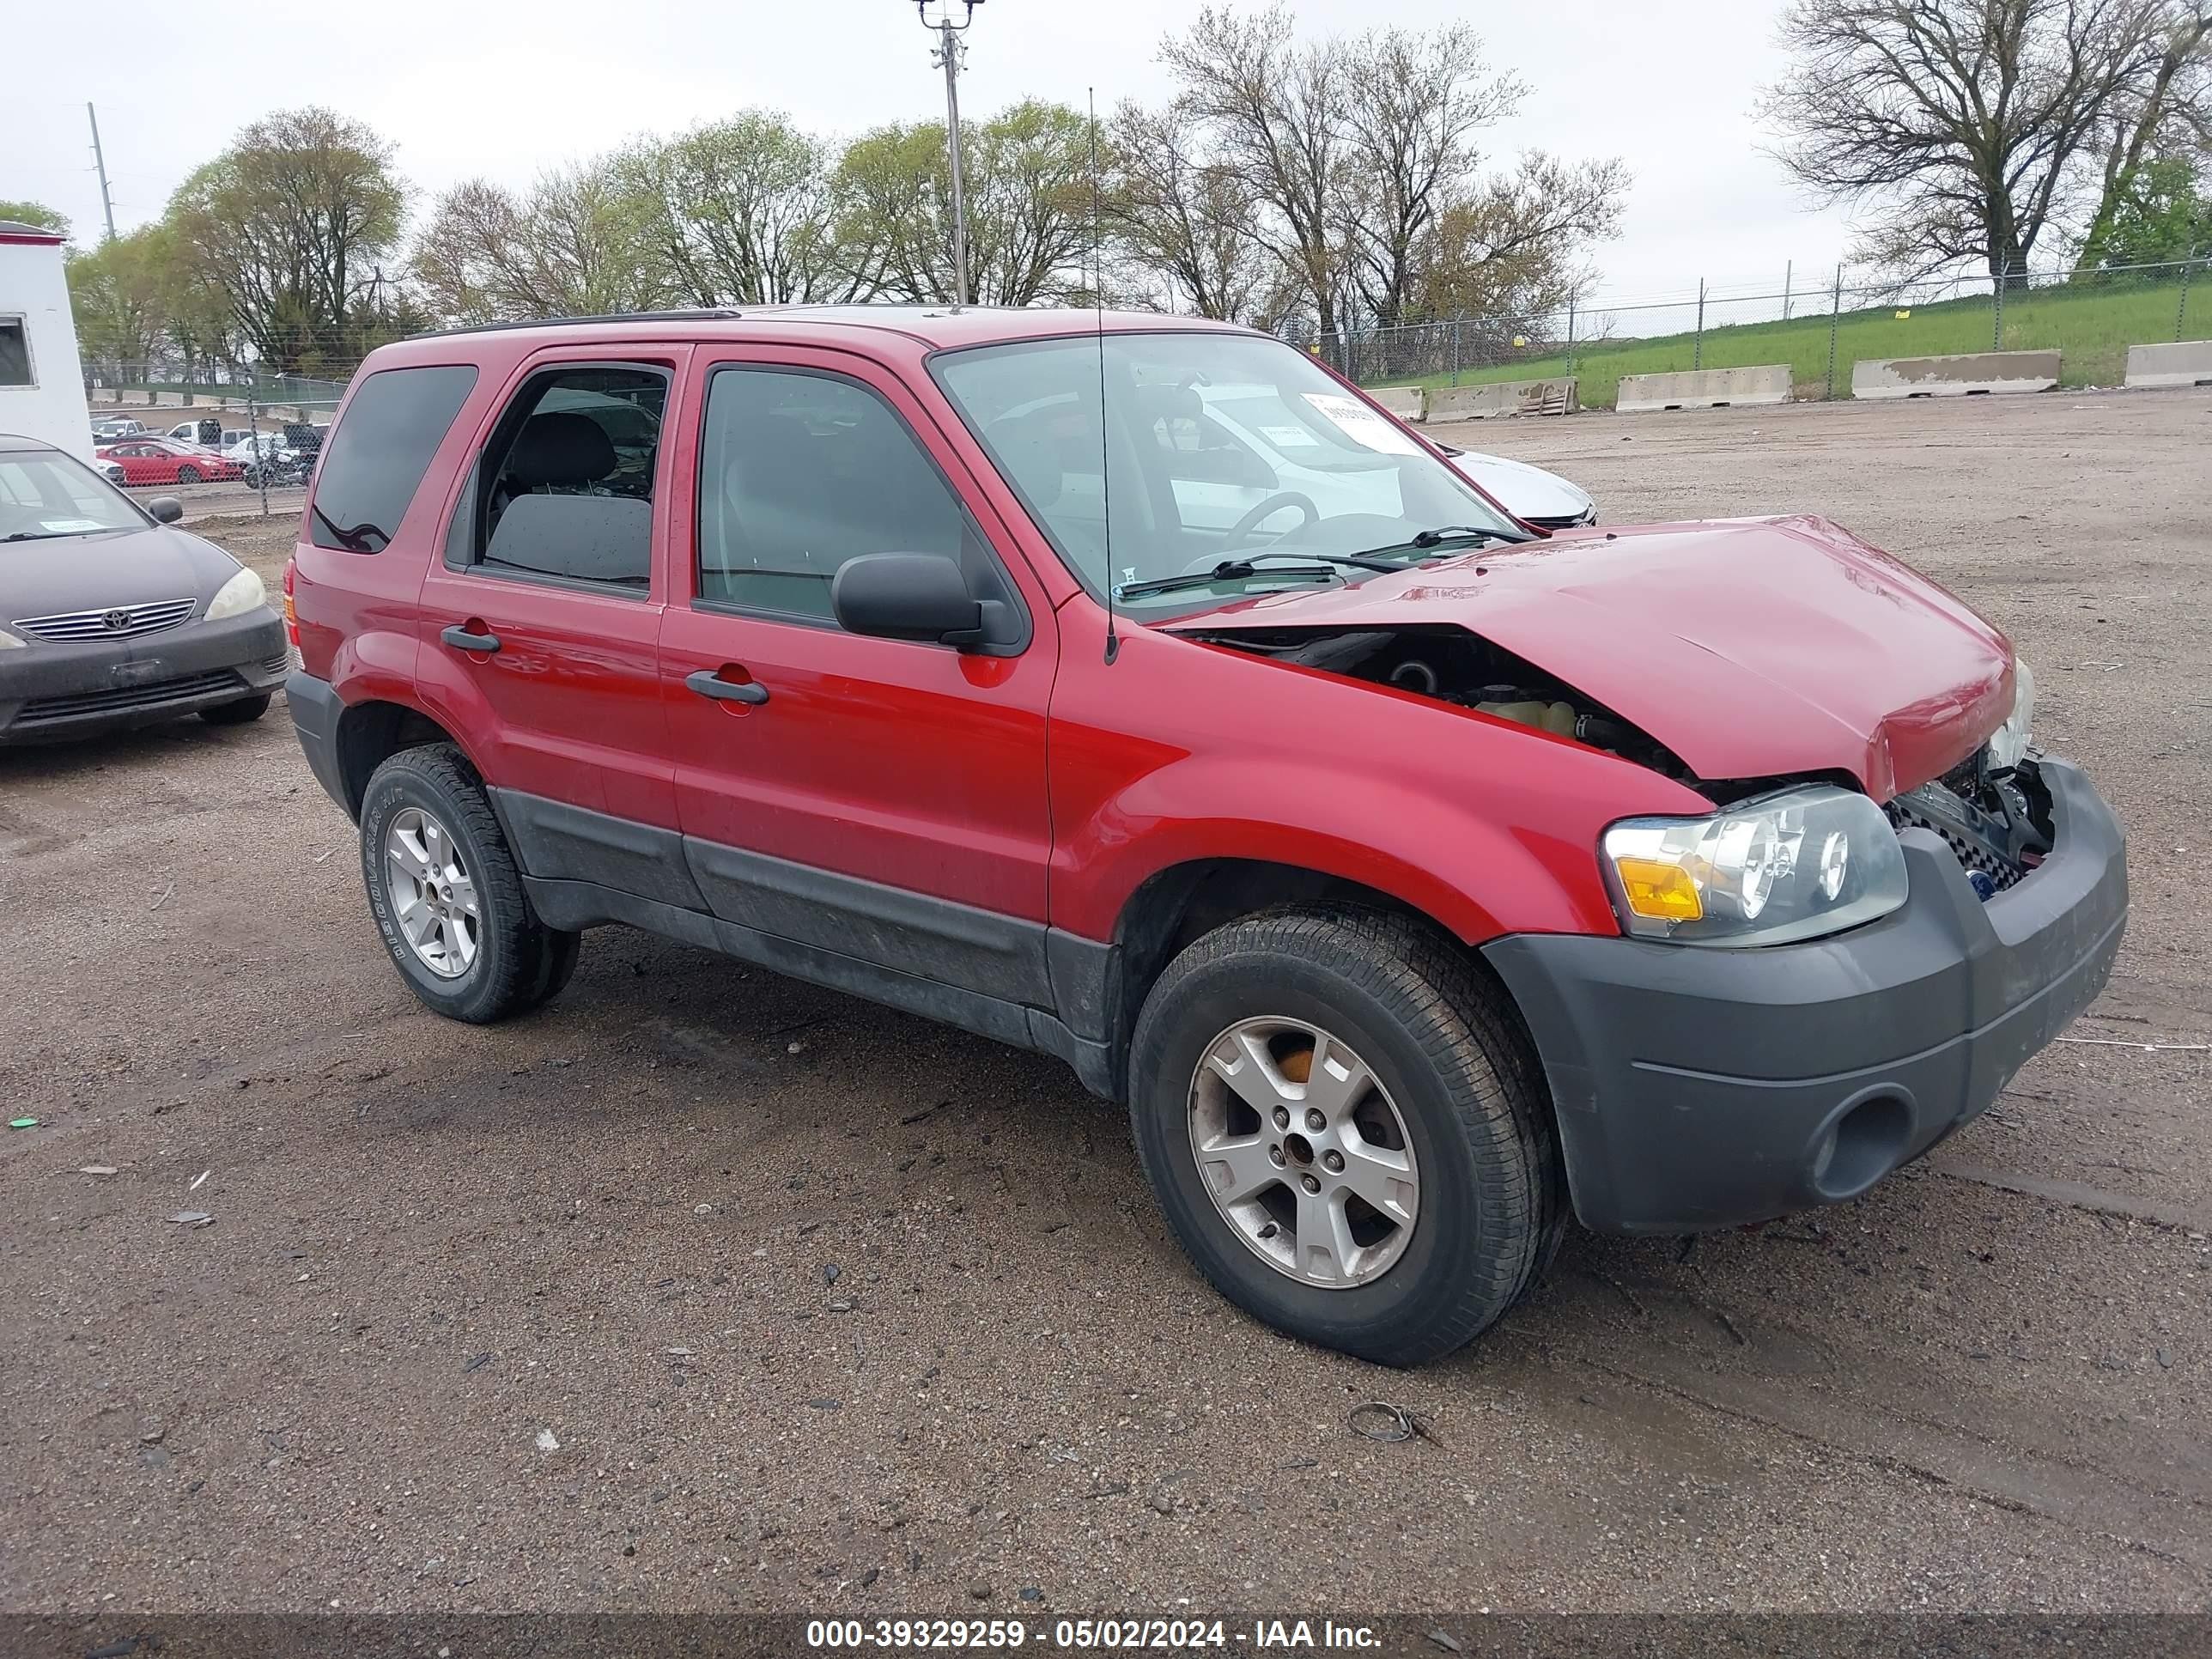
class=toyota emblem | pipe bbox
[102,610,131,632]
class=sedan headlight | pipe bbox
[0,626,25,650]
[1601,785,1908,947]
[1984,658,2034,772]
[204,566,268,621]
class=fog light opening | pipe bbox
[1810,1091,1913,1200]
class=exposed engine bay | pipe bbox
[1885,747,2054,896]
[1178,623,1692,777]
[1185,621,2058,902]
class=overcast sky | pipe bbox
[5,0,1855,309]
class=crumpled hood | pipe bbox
[1168,515,2014,798]
[2,524,241,623]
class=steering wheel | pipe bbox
[1218,490,1319,551]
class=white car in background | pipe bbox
[1429,440,1597,529]
[1167,381,1599,533]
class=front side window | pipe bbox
[695,367,994,623]
[310,364,477,551]
[451,364,666,590]
[932,331,1521,612]
[0,451,142,541]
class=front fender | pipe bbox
[1044,606,1710,947]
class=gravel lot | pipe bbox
[3,389,2208,1617]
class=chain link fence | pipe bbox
[1321,256,2210,410]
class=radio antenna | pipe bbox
[1091,86,1119,665]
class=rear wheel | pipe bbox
[174,464,201,484]
[357,743,581,1023]
[200,693,271,726]
[1127,908,1564,1366]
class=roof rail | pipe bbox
[404,307,746,342]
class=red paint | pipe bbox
[94,437,243,486]
[294,309,2021,952]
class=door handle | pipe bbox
[441,623,501,653]
[686,668,769,705]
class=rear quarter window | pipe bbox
[308,365,478,551]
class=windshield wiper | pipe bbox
[3,530,94,543]
[1115,557,1350,601]
[311,504,389,552]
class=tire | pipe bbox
[1127,907,1565,1367]
[200,692,271,726]
[357,743,581,1024]
[175,465,201,484]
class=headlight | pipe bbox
[0,626,25,650]
[1985,657,2034,772]
[1601,784,1908,947]
[204,566,267,621]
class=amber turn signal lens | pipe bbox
[1613,856,1705,921]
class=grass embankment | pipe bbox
[1380,279,2203,408]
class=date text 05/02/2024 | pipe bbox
[805,1617,1382,1649]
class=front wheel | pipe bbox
[175,464,202,484]
[357,743,582,1023]
[200,692,270,726]
[1127,908,1564,1367]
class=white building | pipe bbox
[0,221,94,460]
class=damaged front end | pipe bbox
[1184,618,2052,918]
[1179,622,1693,781]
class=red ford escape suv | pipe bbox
[285,307,2127,1366]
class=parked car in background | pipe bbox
[0,434,287,742]
[90,417,145,441]
[94,437,245,487]
[162,416,254,451]
[1431,440,1597,529]
[284,310,2124,1368]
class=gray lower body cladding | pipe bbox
[1483,757,2126,1233]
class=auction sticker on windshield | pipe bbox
[1299,392,1422,455]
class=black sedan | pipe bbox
[0,434,288,744]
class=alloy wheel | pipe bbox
[382,805,481,979]
[1187,1017,1420,1288]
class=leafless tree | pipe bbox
[1337,26,1527,325]
[1105,100,1273,319]
[1412,155,1632,323]
[412,167,665,325]
[1160,5,1356,336]
[1760,0,2175,283]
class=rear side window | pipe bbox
[308,365,477,551]
[447,363,666,592]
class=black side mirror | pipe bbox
[832,552,985,648]
[147,496,184,524]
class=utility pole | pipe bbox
[915,1,983,308]
[87,103,118,242]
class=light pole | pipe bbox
[915,0,982,307]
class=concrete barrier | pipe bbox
[1428,377,1578,421]
[1369,384,1427,422]
[2124,340,2212,389]
[1850,350,2059,398]
[1614,365,1791,413]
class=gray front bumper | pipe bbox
[1484,758,2128,1234]
[0,609,289,744]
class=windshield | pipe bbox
[932,330,1520,611]
[0,452,144,543]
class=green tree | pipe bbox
[167,106,409,371]
[613,112,857,306]
[2087,154,2212,264]
[0,200,70,237]
[834,100,1094,305]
